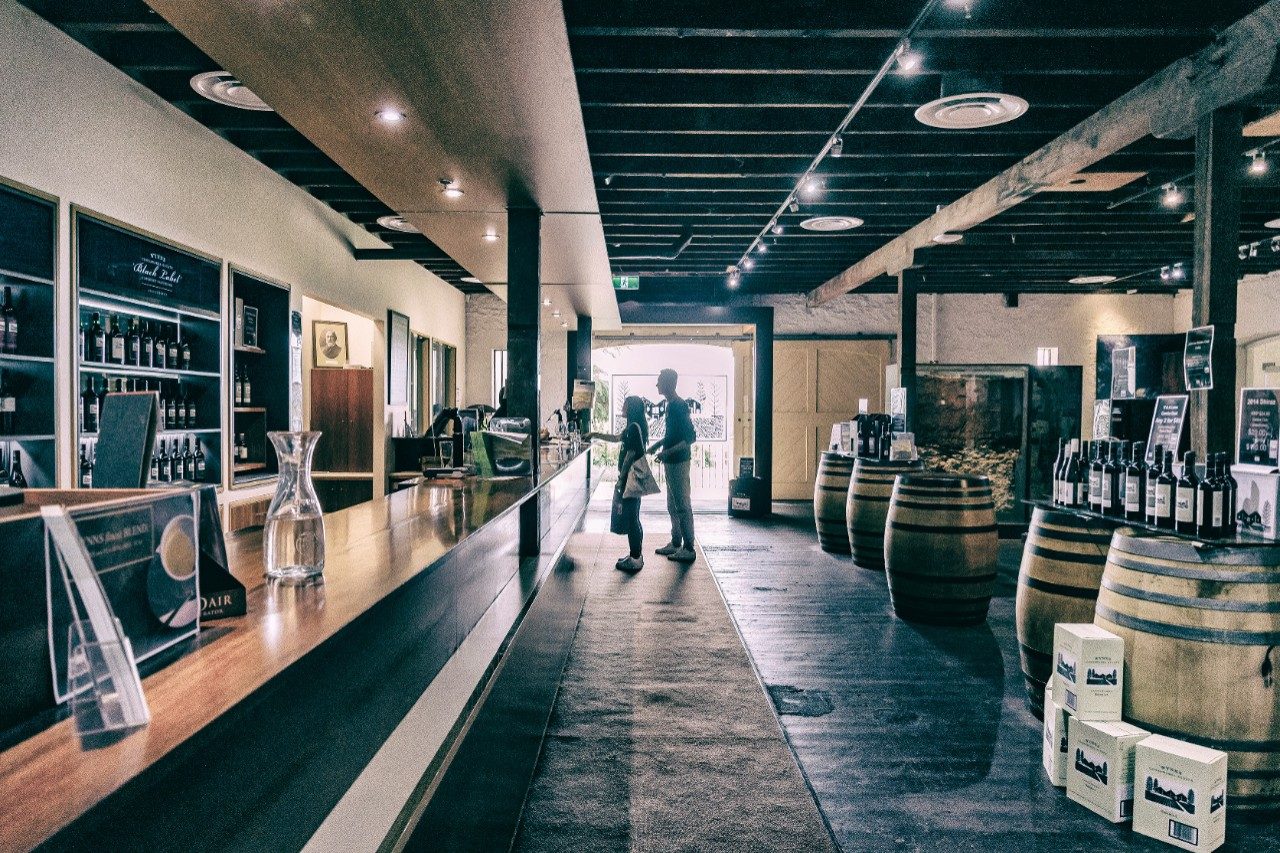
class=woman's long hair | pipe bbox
[622,395,648,446]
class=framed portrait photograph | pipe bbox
[313,320,349,367]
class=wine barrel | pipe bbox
[846,458,924,572]
[1095,532,1280,812]
[814,452,855,554]
[1014,507,1119,718]
[884,473,998,625]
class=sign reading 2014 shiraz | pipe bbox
[1145,394,1189,465]
[1238,387,1280,467]
[75,213,220,314]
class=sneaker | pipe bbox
[655,542,680,556]
[615,555,631,569]
[670,547,696,563]
[617,555,643,572]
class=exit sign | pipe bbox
[612,275,639,291]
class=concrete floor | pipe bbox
[700,502,1280,852]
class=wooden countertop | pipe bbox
[0,455,586,851]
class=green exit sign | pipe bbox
[612,275,639,291]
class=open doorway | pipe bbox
[591,340,738,502]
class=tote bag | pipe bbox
[623,454,661,498]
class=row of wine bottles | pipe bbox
[233,365,253,406]
[79,311,193,371]
[79,376,202,433]
[1051,437,1238,538]
[0,286,21,355]
[150,436,207,484]
[854,413,895,460]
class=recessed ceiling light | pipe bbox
[552,310,561,317]
[376,107,406,124]
[771,223,784,235]
[800,215,863,232]
[1250,150,1270,176]
[190,71,272,111]
[1126,289,1139,295]
[542,298,552,307]
[915,93,1029,129]
[1161,183,1185,208]
[460,276,482,284]
[756,242,768,254]
[439,179,464,199]
[1068,275,1118,285]
[742,257,755,269]
[931,233,963,244]
[376,215,418,233]
[727,270,741,288]
[895,42,923,75]
[1267,217,1280,229]
[561,321,568,329]
[482,230,500,243]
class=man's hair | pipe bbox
[658,368,678,385]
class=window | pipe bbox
[492,349,508,407]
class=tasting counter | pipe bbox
[0,449,595,852]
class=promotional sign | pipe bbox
[889,387,907,432]
[1145,394,1189,465]
[1238,387,1280,467]
[1183,326,1214,391]
[1110,346,1136,400]
[75,213,220,315]
[1092,400,1112,440]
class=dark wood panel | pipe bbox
[225,494,270,532]
[315,478,374,513]
[309,367,373,473]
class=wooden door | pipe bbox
[310,367,374,472]
[771,340,890,500]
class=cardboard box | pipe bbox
[1052,623,1124,720]
[1234,465,1279,540]
[1042,683,1070,787]
[1134,734,1228,852]
[1067,717,1149,822]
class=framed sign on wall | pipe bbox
[387,309,410,406]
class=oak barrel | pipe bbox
[814,452,855,554]
[1015,507,1119,717]
[1095,532,1280,812]
[846,458,925,572]
[884,473,998,625]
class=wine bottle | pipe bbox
[0,369,15,435]
[1223,454,1238,535]
[78,318,87,362]
[180,339,191,371]
[89,312,105,362]
[127,317,141,366]
[108,314,125,364]
[2,286,17,354]
[81,376,98,433]
[1124,441,1146,522]
[194,439,206,481]
[154,330,167,369]
[242,368,252,405]
[1155,451,1176,529]
[1175,451,1199,535]
[182,437,194,481]
[167,333,179,370]
[1075,441,1091,508]
[234,365,243,406]
[149,443,161,483]
[169,439,181,482]
[1145,444,1163,524]
[185,386,197,428]
[166,385,177,429]
[1062,447,1081,507]
[9,449,27,488]
[156,441,170,483]
[141,321,154,368]
[1089,441,1105,512]
[1198,453,1221,539]
[1102,441,1123,517]
[237,432,249,461]
[79,443,93,488]
[1052,438,1068,504]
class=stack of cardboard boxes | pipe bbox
[1043,623,1228,851]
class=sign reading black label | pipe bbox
[1183,326,1214,391]
[75,213,220,314]
[1238,387,1280,467]
[1145,394,1189,465]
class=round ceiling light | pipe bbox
[190,71,272,111]
[915,93,1029,129]
[931,233,963,244]
[376,215,418,233]
[800,215,864,232]
[460,276,482,284]
[1068,274,1118,285]
[1266,217,1280,229]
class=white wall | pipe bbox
[463,293,567,426]
[0,0,464,493]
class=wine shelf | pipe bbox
[0,354,54,365]
[230,268,290,487]
[234,406,267,414]
[234,344,266,355]
[79,363,219,380]
[233,462,267,474]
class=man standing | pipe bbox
[648,368,696,563]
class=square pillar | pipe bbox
[507,207,542,556]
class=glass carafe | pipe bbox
[264,431,326,581]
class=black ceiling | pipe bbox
[564,0,1280,300]
[19,0,487,295]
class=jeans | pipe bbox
[621,496,642,558]
[664,460,695,548]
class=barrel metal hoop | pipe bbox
[1029,526,1115,546]
[889,568,998,584]
[1111,533,1280,567]
[890,499,996,512]
[1124,715,1280,753]
[1022,574,1101,599]
[1096,604,1280,645]
[1109,552,1280,584]
[851,493,892,503]
[1102,577,1280,613]
[889,521,998,534]
[1025,543,1109,566]
[817,484,850,493]
[894,487,994,499]
[897,473,990,488]
[1018,643,1052,663]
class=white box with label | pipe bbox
[1067,717,1149,822]
[1052,623,1124,720]
[1042,683,1070,787]
[1134,734,1228,852]
[1234,465,1280,541]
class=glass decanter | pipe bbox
[264,431,326,581]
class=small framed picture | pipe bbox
[242,305,259,349]
[313,320,349,367]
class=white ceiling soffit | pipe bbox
[145,0,619,328]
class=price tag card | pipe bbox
[1238,387,1280,467]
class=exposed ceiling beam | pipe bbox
[568,27,1213,39]
[808,0,1280,305]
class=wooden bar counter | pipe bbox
[0,449,593,852]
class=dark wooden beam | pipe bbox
[1188,108,1244,459]
[898,268,920,432]
[808,0,1280,305]
[354,247,445,261]
[507,207,543,556]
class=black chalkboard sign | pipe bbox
[1238,388,1280,467]
[1183,326,1214,391]
[75,213,220,314]
[0,183,55,282]
[1145,394,1189,465]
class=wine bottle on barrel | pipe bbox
[1145,444,1163,524]
[1124,441,1146,522]
[1175,451,1198,535]
[1154,451,1176,530]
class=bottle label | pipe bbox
[1212,492,1224,529]
[1125,475,1141,512]
[0,396,15,413]
[111,338,125,361]
[1155,484,1172,518]
[1146,481,1158,513]
[1176,486,1194,523]
[1066,482,1078,507]
[1089,472,1101,503]
[1101,477,1112,507]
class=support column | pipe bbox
[754,308,774,509]
[507,207,542,556]
[898,268,920,431]
[566,314,593,432]
[1189,107,1243,460]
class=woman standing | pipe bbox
[589,395,653,572]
